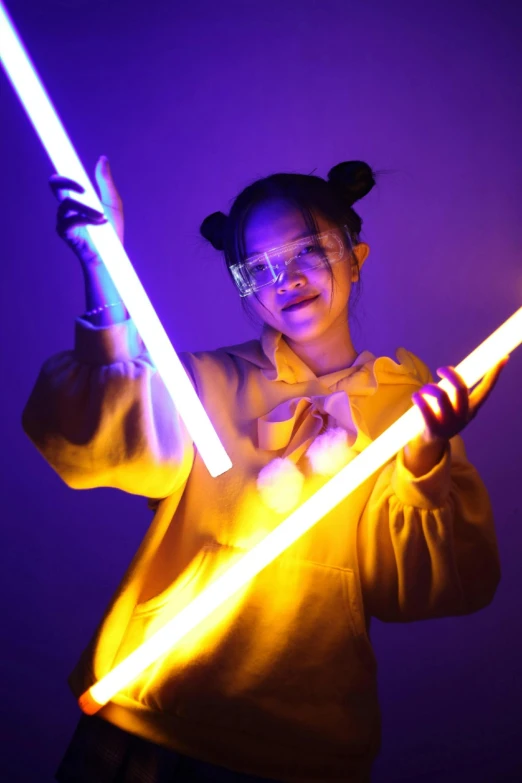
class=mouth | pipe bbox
[281,294,320,312]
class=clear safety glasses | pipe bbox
[230,229,351,297]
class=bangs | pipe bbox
[223,174,352,272]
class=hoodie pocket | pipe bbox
[132,543,213,617]
[115,548,379,753]
[111,541,248,700]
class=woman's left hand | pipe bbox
[411,356,510,445]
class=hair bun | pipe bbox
[327,160,375,205]
[200,211,228,251]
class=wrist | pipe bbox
[82,301,128,326]
[403,434,447,478]
[79,254,104,270]
[81,257,123,319]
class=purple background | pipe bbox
[1,0,521,780]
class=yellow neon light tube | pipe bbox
[0,1,232,478]
[79,307,522,714]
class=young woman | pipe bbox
[23,157,507,782]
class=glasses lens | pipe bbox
[235,230,347,296]
[244,256,275,289]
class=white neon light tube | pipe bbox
[0,1,232,478]
[78,307,521,714]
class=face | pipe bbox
[241,199,369,343]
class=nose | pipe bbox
[275,266,308,294]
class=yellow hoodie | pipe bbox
[22,317,500,783]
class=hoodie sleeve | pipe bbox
[356,354,501,622]
[22,317,194,499]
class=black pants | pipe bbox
[56,714,278,783]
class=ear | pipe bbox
[351,242,370,282]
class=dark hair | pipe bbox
[200,160,376,325]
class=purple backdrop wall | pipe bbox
[1,1,521,780]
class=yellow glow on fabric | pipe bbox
[0,1,232,478]
[78,308,522,714]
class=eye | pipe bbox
[249,262,268,276]
[297,245,316,258]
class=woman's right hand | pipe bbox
[49,156,124,266]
